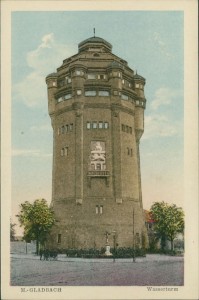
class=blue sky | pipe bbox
[11,11,184,233]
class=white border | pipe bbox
[1,1,198,299]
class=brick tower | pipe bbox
[46,36,147,249]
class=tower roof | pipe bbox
[134,73,145,81]
[78,36,112,52]
[46,72,58,78]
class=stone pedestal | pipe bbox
[104,245,112,256]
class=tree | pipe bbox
[10,219,16,241]
[150,202,184,251]
[16,199,55,255]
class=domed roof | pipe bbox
[46,72,58,78]
[134,73,145,81]
[78,36,112,51]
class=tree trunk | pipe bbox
[36,239,39,255]
[171,239,174,252]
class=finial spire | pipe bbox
[93,28,95,37]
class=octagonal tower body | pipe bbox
[46,37,147,249]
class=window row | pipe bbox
[87,121,109,130]
[57,91,143,103]
[122,79,132,88]
[57,90,110,102]
[135,100,145,106]
[121,124,132,134]
[61,147,68,156]
[88,73,106,80]
[85,90,109,97]
[58,123,74,135]
[135,83,144,89]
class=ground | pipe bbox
[11,254,184,286]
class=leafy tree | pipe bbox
[150,202,184,251]
[16,199,55,255]
[10,219,16,241]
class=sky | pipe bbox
[11,11,184,234]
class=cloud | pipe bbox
[150,87,182,110]
[12,149,52,158]
[143,114,181,140]
[152,32,174,59]
[13,33,76,107]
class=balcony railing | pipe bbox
[87,170,110,177]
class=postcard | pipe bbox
[1,0,198,299]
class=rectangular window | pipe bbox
[57,234,61,244]
[121,94,129,100]
[88,74,96,79]
[77,89,82,95]
[85,90,96,96]
[104,122,109,129]
[69,124,73,131]
[92,122,97,129]
[135,83,139,88]
[58,97,63,103]
[98,121,103,129]
[136,100,139,105]
[96,163,101,170]
[122,79,125,84]
[64,94,72,100]
[65,124,69,132]
[76,70,81,75]
[68,78,71,83]
[87,122,91,129]
[100,205,103,214]
[98,74,106,80]
[61,147,68,156]
[96,205,99,214]
[61,126,65,134]
[99,90,109,96]
[64,147,68,156]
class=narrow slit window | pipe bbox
[92,122,97,129]
[104,122,109,129]
[57,234,61,244]
[98,121,103,129]
[100,205,103,214]
[61,126,65,134]
[87,122,91,129]
[69,124,73,131]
